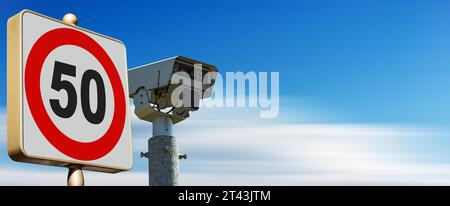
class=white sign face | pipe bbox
[7,10,132,172]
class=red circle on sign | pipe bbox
[25,28,126,161]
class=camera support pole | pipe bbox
[134,88,186,186]
[148,115,179,186]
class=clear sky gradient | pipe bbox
[2,0,450,185]
[2,0,450,124]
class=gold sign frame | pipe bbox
[7,10,133,173]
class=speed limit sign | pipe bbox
[7,10,132,172]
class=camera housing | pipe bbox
[128,56,218,123]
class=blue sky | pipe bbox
[3,0,450,185]
[2,1,450,124]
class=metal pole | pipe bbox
[148,115,179,186]
[62,13,85,187]
[67,167,84,186]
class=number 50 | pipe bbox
[49,61,106,124]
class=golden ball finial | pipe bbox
[62,13,78,26]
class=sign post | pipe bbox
[63,13,84,186]
[7,10,133,186]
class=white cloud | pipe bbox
[173,124,450,185]
[0,168,148,186]
[129,105,450,185]
[181,166,450,186]
[3,105,450,185]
